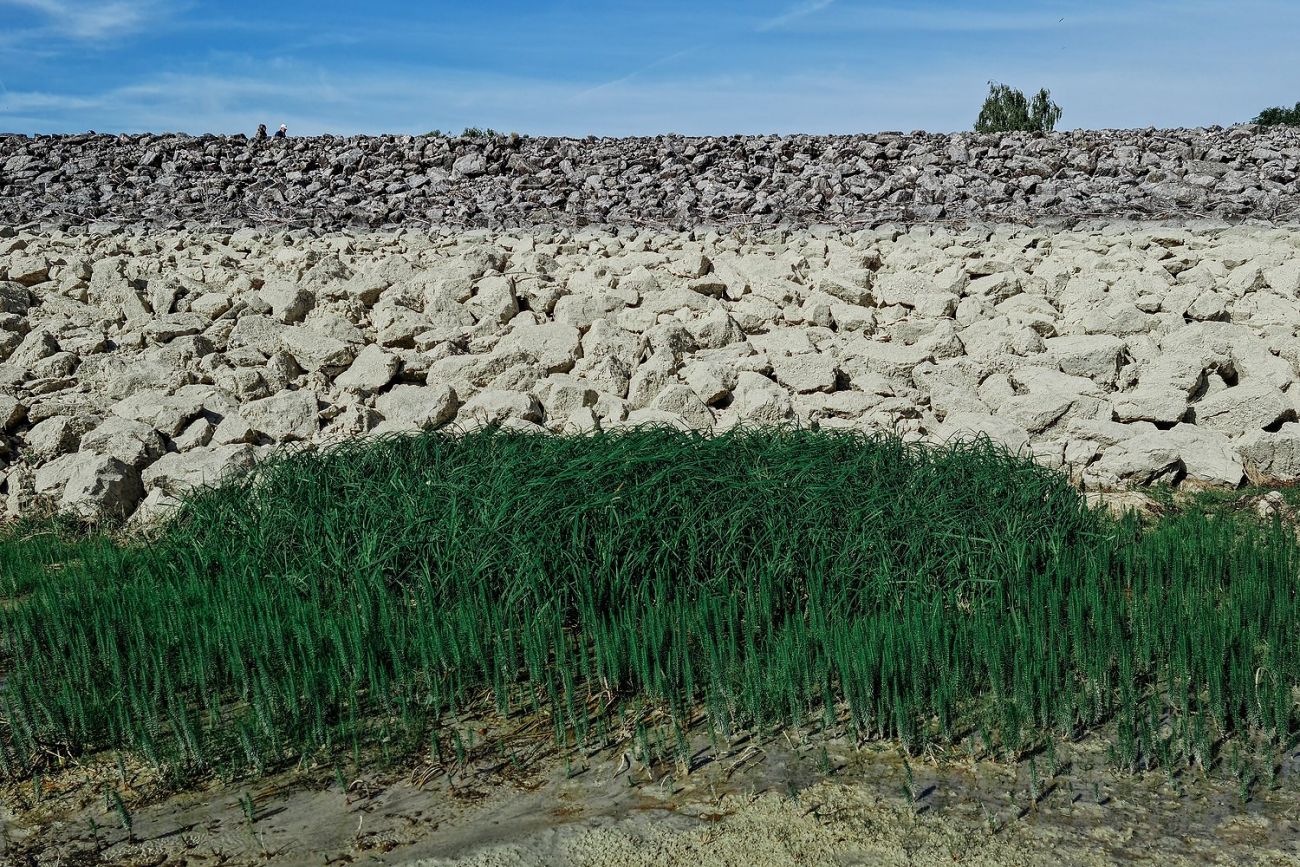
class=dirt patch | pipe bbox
[8,730,1300,866]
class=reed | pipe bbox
[2,428,1297,784]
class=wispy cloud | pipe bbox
[0,0,176,40]
[756,0,836,32]
[572,47,701,101]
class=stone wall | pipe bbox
[4,222,1300,523]
[4,126,1300,231]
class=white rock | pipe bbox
[280,326,357,373]
[335,345,399,394]
[79,416,167,468]
[1043,334,1127,385]
[141,444,259,495]
[459,389,543,426]
[60,454,143,519]
[241,390,320,442]
[932,412,1030,455]
[1191,382,1294,434]
[771,353,838,394]
[374,384,459,431]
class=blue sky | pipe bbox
[1,0,1298,135]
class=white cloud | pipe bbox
[0,0,176,40]
[756,0,836,32]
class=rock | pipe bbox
[459,389,543,427]
[1190,382,1294,434]
[240,390,320,442]
[1084,432,1184,488]
[110,388,206,437]
[259,280,314,323]
[373,384,459,431]
[174,417,216,451]
[681,360,736,405]
[141,444,259,495]
[932,412,1031,455]
[849,341,933,383]
[1113,388,1188,425]
[1164,426,1245,487]
[1084,490,1162,520]
[60,454,143,519]
[1239,423,1300,482]
[651,384,714,429]
[280,326,358,373]
[452,151,487,177]
[729,372,794,424]
[79,417,167,468]
[494,322,582,374]
[24,415,91,460]
[771,353,838,394]
[1043,335,1127,385]
[335,345,399,394]
[0,394,26,430]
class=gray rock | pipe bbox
[141,444,259,495]
[1043,335,1127,385]
[771,353,838,394]
[1190,382,1295,434]
[241,390,320,442]
[651,384,715,429]
[280,326,358,373]
[459,389,543,426]
[24,415,92,460]
[79,416,167,469]
[729,372,794,424]
[1113,388,1188,425]
[1084,432,1185,488]
[494,322,582,374]
[1239,423,1300,482]
[373,384,459,432]
[0,394,26,430]
[932,412,1031,455]
[60,454,144,519]
[259,280,314,323]
[335,344,399,394]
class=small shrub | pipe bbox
[1252,103,1300,126]
[975,81,1062,133]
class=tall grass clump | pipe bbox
[2,428,1298,784]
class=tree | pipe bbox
[1252,103,1300,126]
[975,81,1063,134]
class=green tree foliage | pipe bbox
[1252,103,1300,126]
[975,81,1063,133]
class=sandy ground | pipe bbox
[7,721,1300,867]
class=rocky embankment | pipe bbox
[3,126,1300,230]
[4,222,1300,523]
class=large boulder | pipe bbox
[1239,423,1300,482]
[932,412,1031,456]
[1190,382,1295,434]
[79,416,168,468]
[60,454,144,520]
[240,390,320,442]
[493,322,582,374]
[141,444,259,496]
[373,384,459,433]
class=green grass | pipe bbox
[2,428,1299,786]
